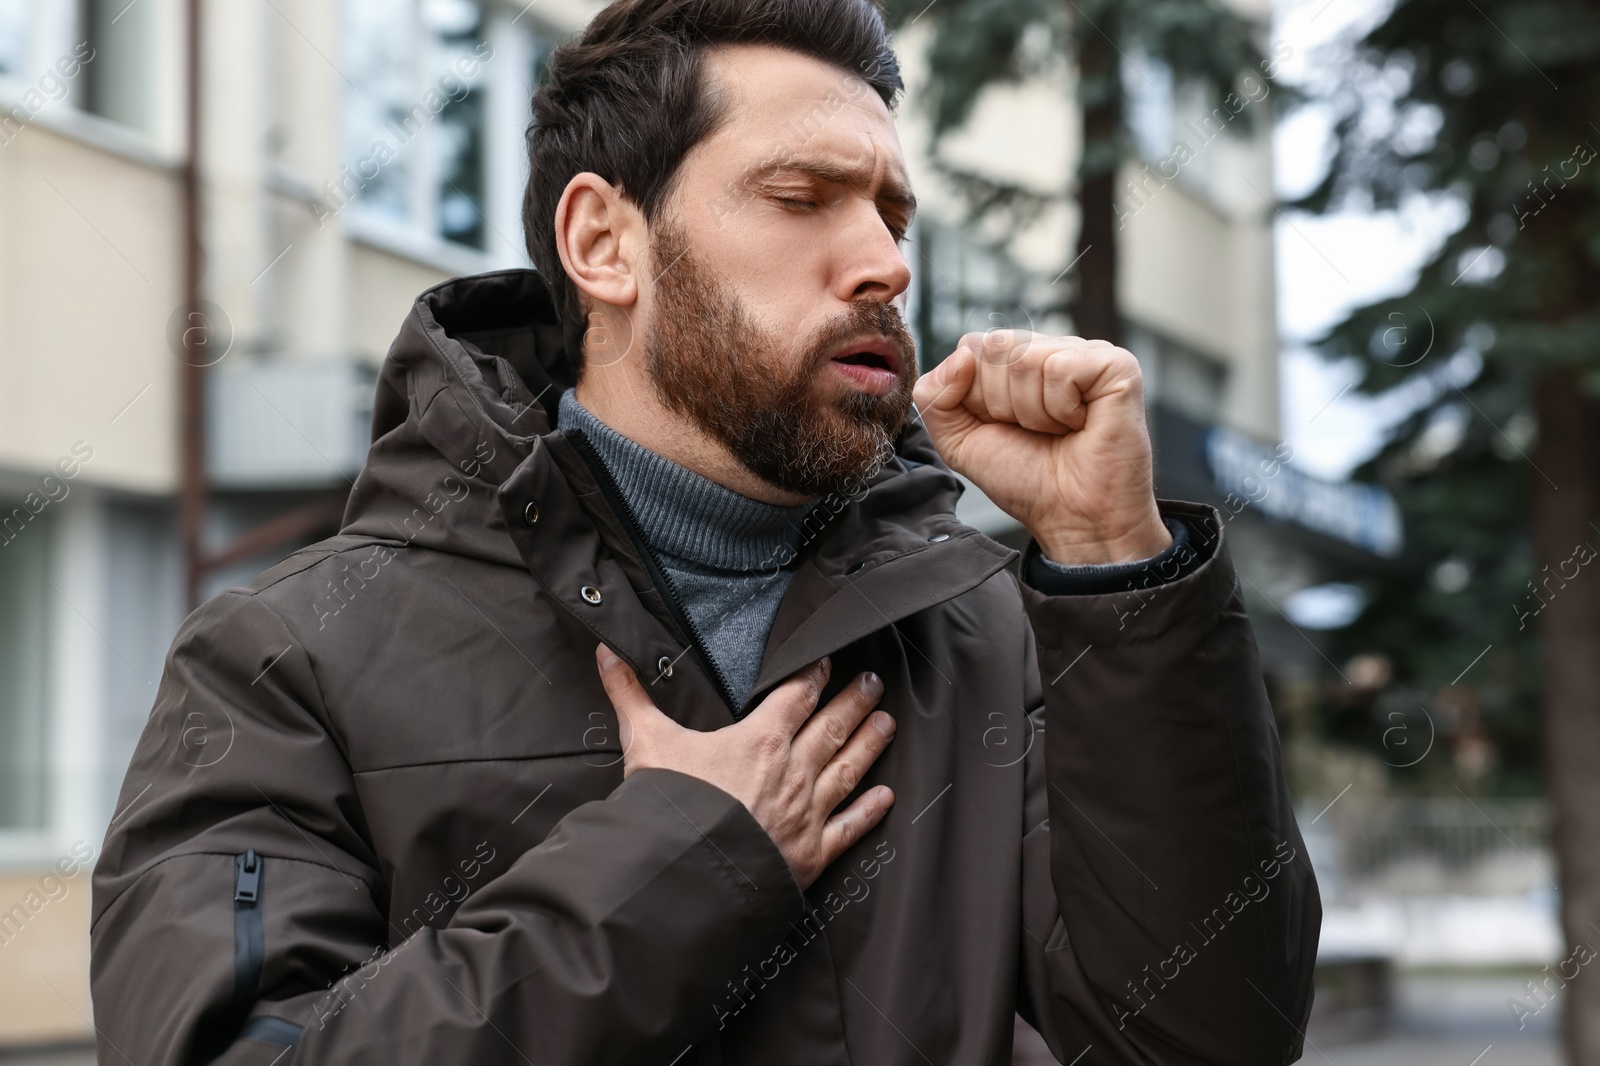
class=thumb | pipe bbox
[595,644,674,768]
[912,345,980,452]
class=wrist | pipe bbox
[1033,514,1173,566]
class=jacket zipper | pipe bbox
[230,849,265,1026]
[565,429,742,713]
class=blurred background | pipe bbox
[0,0,1591,1062]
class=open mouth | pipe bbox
[825,336,903,395]
[833,350,896,373]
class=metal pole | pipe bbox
[179,0,204,609]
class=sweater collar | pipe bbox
[555,389,816,573]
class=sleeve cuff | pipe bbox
[1023,512,1211,596]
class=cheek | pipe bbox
[722,276,817,361]
[724,226,828,302]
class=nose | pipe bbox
[835,207,912,306]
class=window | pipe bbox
[1123,52,1174,168]
[343,0,494,249]
[912,215,1048,373]
[1125,323,1228,422]
[0,0,27,78]
[436,65,485,248]
[0,0,155,137]
[1123,53,1244,207]
[0,511,51,831]
[81,0,156,135]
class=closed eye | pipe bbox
[776,194,907,241]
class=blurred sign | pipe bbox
[1205,427,1403,558]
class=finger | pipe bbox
[1009,346,1075,434]
[973,333,1019,424]
[815,710,896,812]
[818,785,895,865]
[967,328,1040,367]
[911,347,980,450]
[594,644,672,756]
[911,343,976,412]
[965,328,1030,365]
[792,671,883,772]
[1041,349,1091,432]
[1043,343,1145,425]
[743,657,832,739]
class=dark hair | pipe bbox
[523,0,904,364]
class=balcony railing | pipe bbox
[207,359,376,490]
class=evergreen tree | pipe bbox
[1296,1,1600,1057]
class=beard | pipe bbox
[642,220,918,499]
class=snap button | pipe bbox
[929,532,951,543]
[524,502,539,525]
[656,655,674,678]
[580,585,603,605]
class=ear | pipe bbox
[554,172,646,311]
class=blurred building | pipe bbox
[0,0,1398,1049]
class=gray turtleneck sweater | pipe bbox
[557,389,1198,709]
[558,390,816,707]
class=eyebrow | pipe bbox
[746,157,918,218]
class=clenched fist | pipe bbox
[911,330,1172,565]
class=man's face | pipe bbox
[640,44,919,498]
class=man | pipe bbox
[91,0,1320,1061]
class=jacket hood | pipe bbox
[340,270,958,566]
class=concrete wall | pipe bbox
[0,124,181,494]
[1120,172,1280,439]
[351,242,453,364]
[0,866,95,1045]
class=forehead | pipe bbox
[693,43,909,182]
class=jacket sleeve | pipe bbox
[1013,501,1321,1065]
[90,588,803,1066]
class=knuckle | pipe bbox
[754,727,789,763]
[836,759,858,793]
[794,666,825,707]
[782,766,810,802]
